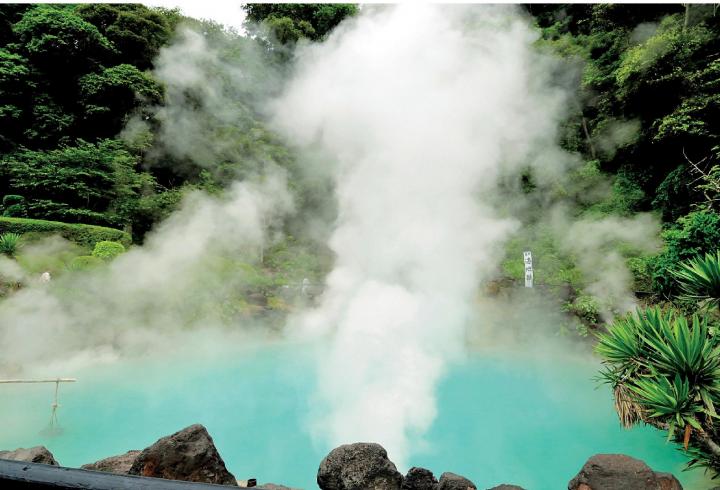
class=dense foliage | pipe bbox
[0,4,356,242]
[532,4,720,298]
[244,3,357,43]
[598,254,720,473]
[532,6,720,473]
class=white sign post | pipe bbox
[523,251,533,288]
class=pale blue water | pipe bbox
[0,343,708,489]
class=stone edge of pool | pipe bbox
[0,423,686,490]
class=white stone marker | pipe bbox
[523,251,533,288]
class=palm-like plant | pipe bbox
[597,307,720,472]
[0,232,21,256]
[673,251,720,310]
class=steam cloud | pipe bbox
[0,175,292,373]
[273,4,581,465]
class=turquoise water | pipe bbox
[0,343,707,489]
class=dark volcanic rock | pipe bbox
[0,446,58,465]
[128,424,236,486]
[317,442,403,490]
[568,454,682,490]
[487,486,526,490]
[437,472,477,490]
[655,473,682,490]
[82,450,141,474]
[402,467,438,490]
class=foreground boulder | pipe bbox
[402,467,438,490]
[438,472,477,490]
[127,424,237,486]
[568,454,682,490]
[82,450,141,474]
[0,446,58,466]
[317,443,403,490]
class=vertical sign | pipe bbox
[523,251,533,288]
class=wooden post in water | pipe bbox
[0,378,77,434]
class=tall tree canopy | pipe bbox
[244,3,357,44]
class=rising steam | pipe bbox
[0,174,292,373]
[273,4,581,465]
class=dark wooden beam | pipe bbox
[0,458,268,489]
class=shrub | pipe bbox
[0,232,21,256]
[0,216,131,249]
[597,307,720,474]
[626,256,653,293]
[566,294,601,324]
[92,240,125,261]
[2,194,27,217]
[3,195,24,207]
[69,255,103,271]
[650,210,720,297]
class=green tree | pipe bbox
[0,48,30,149]
[13,5,115,72]
[244,3,357,44]
[76,4,172,69]
[78,64,163,138]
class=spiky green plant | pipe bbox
[0,232,21,256]
[597,307,720,474]
[673,251,720,310]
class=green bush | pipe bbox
[0,216,131,249]
[2,194,27,217]
[0,232,21,256]
[3,195,25,207]
[627,256,654,293]
[597,307,720,473]
[650,210,720,297]
[92,240,125,261]
[69,255,103,271]
[566,294,601,324]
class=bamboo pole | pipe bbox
[0,378,76,384]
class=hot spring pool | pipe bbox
[0,343,707,489]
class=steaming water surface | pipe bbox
[0,343,705,489]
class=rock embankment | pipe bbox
[314,443,684,490]
[0,428,684,490]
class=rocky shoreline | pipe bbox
[0,424,685,489]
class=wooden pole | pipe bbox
[0,378,76,384]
